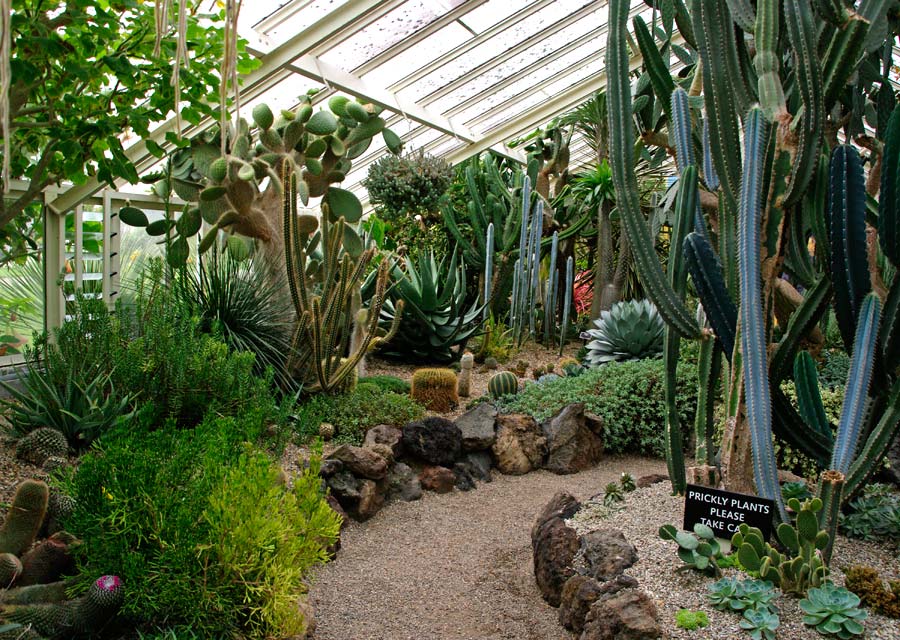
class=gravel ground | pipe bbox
[572,482,900,640]
[309,455,666,640]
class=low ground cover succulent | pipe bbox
[800,583,867,638]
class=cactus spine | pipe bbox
[410,368,458,412]
[282,161,401,393]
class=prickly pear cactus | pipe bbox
[120,91,402,267]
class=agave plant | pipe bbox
[372,249,484,363]
[580,299,664,366]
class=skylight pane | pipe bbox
[399,0,593,102]
[429,35,602,117]
[262,0,352,48]
[460,0,532,33]
[321,1,452,72]
[361,22,472,90]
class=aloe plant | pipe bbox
[372,249,484,363]
[605,0,900,510]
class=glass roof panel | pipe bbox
[399,0,594,103]
[428,32,602,117]
[458,0,532,33]
[361,21,473,90]
[320,1,456,73]
[261,0,352,48]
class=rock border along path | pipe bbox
[309,455,665,640]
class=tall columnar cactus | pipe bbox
[281,161,401,394]
[510,176,544,344]
[607,0,900,511]
[559,256,573,356]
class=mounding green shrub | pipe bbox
[358,375,411,395]
[292,383,425,445]
[497,358,698,457]
[57,405,329,638]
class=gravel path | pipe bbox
[309,455,665,640]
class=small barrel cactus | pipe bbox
[16,428,67,466]
[580,299,664,366]
[410,368,458,412]
[487,371,518,399]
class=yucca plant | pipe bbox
[176,251,295,391]
[604,0,900,519]
[580,299,664,366]
[372,249,485,363]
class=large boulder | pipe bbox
[542,403,604,474]
[327,444,388,480]
[419,465,456,493]
[492,414,547,475]
[460,451,493,483]
[386,462,422,502]
[532,492,582,607]
[559,574,639,634]
[533,516,580,607]
[364,424,403,457]
[455,403,497,451]
[575,529,638,582]
[402,417,462,466]
[580,589,662,640]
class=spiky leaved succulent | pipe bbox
[603,482,624,506]
[580,299,664,366]
[800,583,867,638]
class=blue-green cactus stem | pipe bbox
[559,256,573,357]
[829,145,871,353]
[607,0,698,339]
[738,107,787,522]
[831,293,882,474]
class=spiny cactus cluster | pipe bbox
[2,574,124,639]
[733,498,829,596]
[410,368,458,413]
[604,0,900,534]
[15,429,67,467]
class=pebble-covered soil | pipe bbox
[572,482,900,640]
[309,456,666,640]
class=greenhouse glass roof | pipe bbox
[49,0,659,214]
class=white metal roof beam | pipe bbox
[47,0,389,214]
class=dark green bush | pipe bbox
[358,374,412,395]
[816,349,850,390]
[496,358,698,457]
[58,405,334,638]
[293,383,425,444]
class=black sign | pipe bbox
[683,484,774,540]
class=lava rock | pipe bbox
[319,459,344,478]
[585,412,604,436]
[575,529,638,582]
[636,473,668,489]
[368,442,395,467]
[327,444,388,480]
[419,465,456,493]
[453,462,476,491]
[559,574,639,634]
[364,424,403,457]
[386,462,422,502]
[402,417,462,467]
[455,403,497,451]
[580,589,661,640]
[355,479,385,521]
[491,414,547,475]
[461,451,493,482]
[531,491,581,543]
[326,470,361,503]
[542,403,604,474]
[532,515,580,607]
